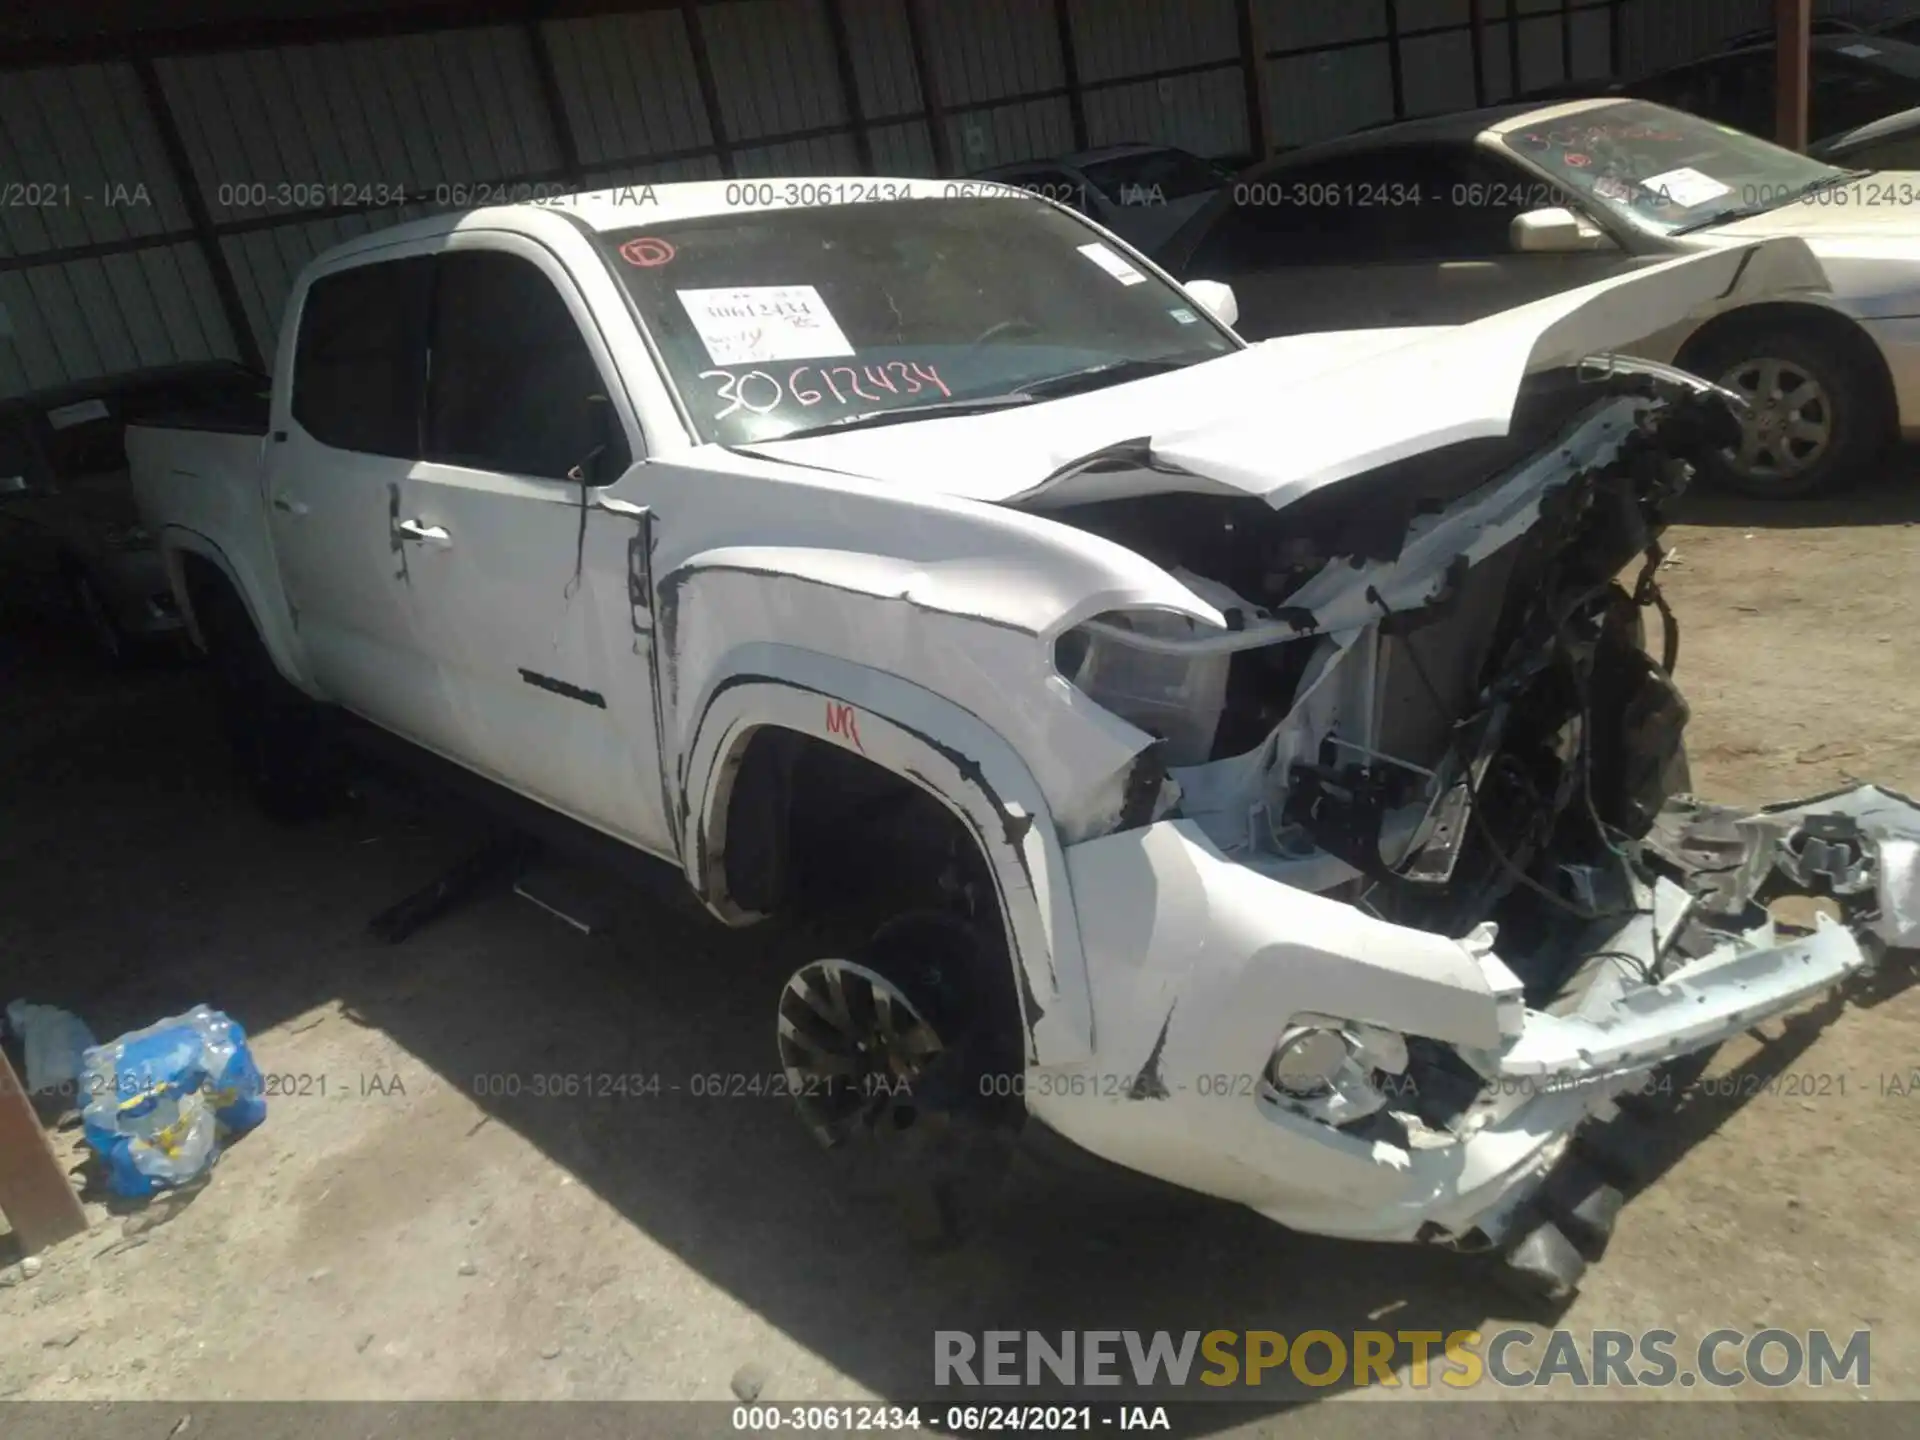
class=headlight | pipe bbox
[1052,610,1231,767]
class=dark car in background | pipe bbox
[973,144,1231,256]
[0,361,268,661]
[1525,31,1920,148]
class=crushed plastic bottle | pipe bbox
[80,1005,267,1198]
[4,999,97,1094]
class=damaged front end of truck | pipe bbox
[1023,353,1906,1298]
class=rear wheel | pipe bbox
[192,576,336,823]
[1689,326,1888,500]
[63,563,125,665]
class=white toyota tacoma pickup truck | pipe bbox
[128,180,1918,1298]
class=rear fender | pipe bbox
[162,526,316,697]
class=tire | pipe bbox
[1686,324,1889,500]
[193,578,336,823]
[778,911,1023,1247]
[63,563,126,666]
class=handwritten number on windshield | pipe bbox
[700,362,950,420]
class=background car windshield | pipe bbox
[598,197,1235,445]
[1079,149,1227,204]
[1500,100,1844,234]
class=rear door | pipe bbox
[269,253,438,735]
[397,235,670,853]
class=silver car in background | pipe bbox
[1164,98,1920,499]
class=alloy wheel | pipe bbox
[1716,355,1834,483]
[778,958,945,1148]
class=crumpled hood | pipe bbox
[743,238,1823,511]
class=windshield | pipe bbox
[1079,149,1228,205]
[1497,100,1848,235]
[596,196,1237,445]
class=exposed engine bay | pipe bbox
[1020,356,1910,1287]
[1048,357,1729,979]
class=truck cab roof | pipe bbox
[306,177,1028,275]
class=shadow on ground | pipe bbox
[0,605,1832,1420]
[1671,449,1920,530]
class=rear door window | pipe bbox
[291,257,432,458]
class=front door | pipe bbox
[395,236,671,855]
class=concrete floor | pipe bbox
[0,477,1916,1435]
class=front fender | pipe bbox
[679,643,1095,1065]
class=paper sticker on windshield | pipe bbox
[1592,175,1633,203]
[676,285,855,365]
[1641,166,1731,208]
[1077,242,1147,286]
[1838,43,1882,59]
[1169,307,1199,324]
[46,398,111,430]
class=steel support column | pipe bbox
[1777,0,1812,151]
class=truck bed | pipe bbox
[125,419,288,659]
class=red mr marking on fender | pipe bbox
[825,701,865,752]
[618,236,676,267]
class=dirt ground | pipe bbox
[0,469,1916,1433]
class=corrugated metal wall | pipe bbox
[0,62,233,397]
[1073,0,1246,158]
[1259,0,1618,147]
[158,26,561,364]
[0,0,1903,399]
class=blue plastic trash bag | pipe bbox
[80,1005,266,1198]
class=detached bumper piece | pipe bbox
[1495,1132,1640,1302]
[1646,783,1920,952]
[1480,784,1920,1300]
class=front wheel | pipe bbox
[778,912,1022,1246]
[1689,326,1888,500]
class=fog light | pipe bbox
[1262,1023,1396,1128]
[1265,1026,1350,1098]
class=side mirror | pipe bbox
[571,393,616,486]
[1510,207,1614,254]
[1185,279,1239,328]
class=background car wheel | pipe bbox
[63,564,125,665]
[1688,326,1888,500]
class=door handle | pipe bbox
[271,494,308,516]
[394,518,451,546]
